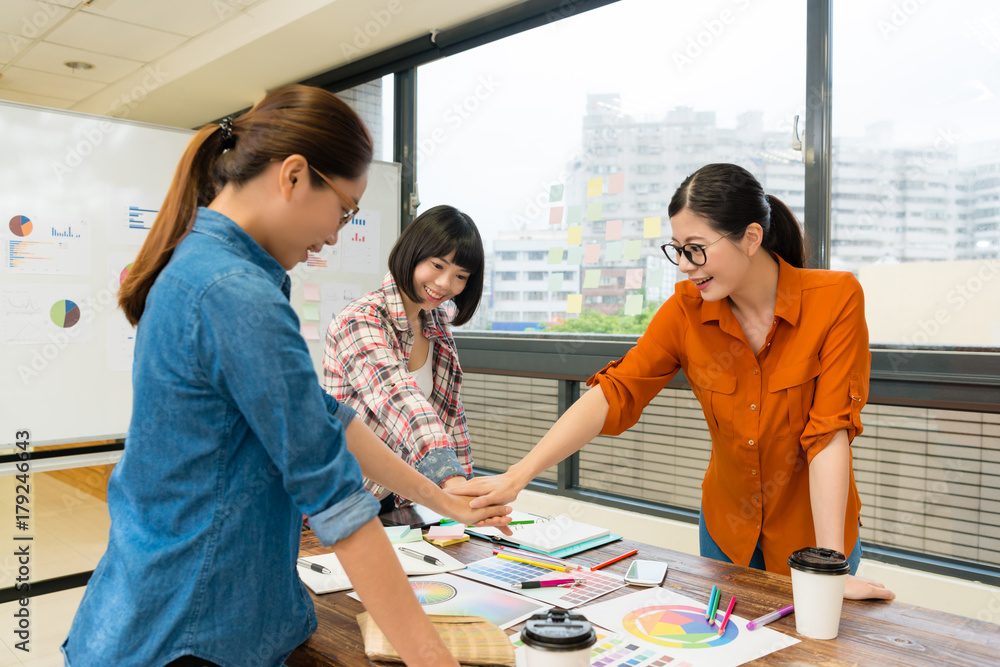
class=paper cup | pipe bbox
[521,609,595,667]
[788,547,850,640]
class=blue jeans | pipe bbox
[698,508,862,575]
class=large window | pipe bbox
[417,0,806,333]
[832,1,1000,348]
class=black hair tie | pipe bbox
[219,117,236,152]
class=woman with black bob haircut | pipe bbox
[323,205,486,511]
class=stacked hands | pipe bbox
[442,472,895,602]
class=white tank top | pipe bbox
[409,338,434,398]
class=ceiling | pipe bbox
[0,0,526,129]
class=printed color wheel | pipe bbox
[622,604,739,649]
[410,581,457,605]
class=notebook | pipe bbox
[509,515,610,553]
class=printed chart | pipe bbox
[4,216,91,275]
[457,556,624,608]
[341,209,380,274]
[581,588,798,667]
[2,285,93,344]
[107,187,167,245]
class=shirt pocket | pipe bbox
[686,362,737,437]
[768,355,822,437]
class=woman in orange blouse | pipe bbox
[454,163,894,600]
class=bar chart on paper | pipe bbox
[108,188,167,245]
[341,210,380,274]
[4,217,90,275]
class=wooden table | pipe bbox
[288,529,1000,666]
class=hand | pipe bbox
[438,476,466,491]
[444,471,525,508]
[844,574,895,600]
[439,491,513,535]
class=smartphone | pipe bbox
[624,560,668,586]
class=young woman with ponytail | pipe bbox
[451,163,895,602]
[63,85,507,667]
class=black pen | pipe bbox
[398,547,443,566]
[297,558,331,575]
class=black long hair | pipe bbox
[667,163,805,268]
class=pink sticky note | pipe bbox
[584,243,601,264]
[303,283,321,301]
[302,323,320,340]
[608,173,625,194]
[427,524,466,540]
[605,219,622,241]
[549,206,564,225]
[625,268,644,289]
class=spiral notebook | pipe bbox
[467,513,613,555]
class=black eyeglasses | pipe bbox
[660,232,736,266]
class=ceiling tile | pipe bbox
[44,11,187,61]
[81,0,252,38]
[0,0,71,36]
[0,65,104,101]
[0,31,21,64]
[19,41,143,83]
[0,87,76,109]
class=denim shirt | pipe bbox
[63,208,379,667]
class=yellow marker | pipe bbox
[496,553,571,572]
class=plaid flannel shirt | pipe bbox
[322,273,473,505]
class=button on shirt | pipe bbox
[63,208,379,667]
[588,256,867,575]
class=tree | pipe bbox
[543,299,663,334]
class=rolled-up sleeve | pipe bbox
[194,273,378,545]
[800,276,870,462]
[587,296,685,435]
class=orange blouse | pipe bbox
[588,255,868,575]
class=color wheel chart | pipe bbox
[623,605,737,649]
[410,581,457,605]
[458,556,624,608]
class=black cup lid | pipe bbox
[788,547,850,575]
[521,609,597,651]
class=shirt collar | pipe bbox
[382,272,450,340]
[699,253,802,327]
[191,207,291,297]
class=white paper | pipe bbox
[2,284,93,344]
[4,215,91,275]
[320,282,362,331]
[299,540,466,595]
[580,587,799,667]
[305,242,342,271]
[107,187,166,246]
[341,209,380,274]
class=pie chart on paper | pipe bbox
[9,215,32,237]
[50,299,81,328]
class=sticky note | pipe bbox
[303,283,321,301]
[606,241,623,261]
[547,246,563,264]
[427,524,466,540]
[624,239,642,260]
[548,272,563,291]
[584,243,601,264]
[624,294,644,316]
[549,206,564,225]
[587,201,603,222]
[301,302,320,321]
[549,184,564,202]
[643,216,662,239]
[605,219,622,240]
[567,205,583,223]
[583,269,601,289]
[385,526,421,543]
[608,173,625,194]
[647,265,664,287]
[566,294,583,314]
[567,225,583,245]
[301,323,320,340]
[587,177,603,197]
[566,246,583,265]
[625,268,644,289]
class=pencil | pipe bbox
[708,586,721,625]
[496,552,571,572]
[590,549,639,571]
[705,585,718,622]
[718,596,737,634]
[492,547,575,568]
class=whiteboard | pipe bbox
[0,99,400,447]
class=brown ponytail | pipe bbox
[668,163,805,268]
[118,85,374,325]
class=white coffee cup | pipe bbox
[787,547,850,639]
[520,609,596,667]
